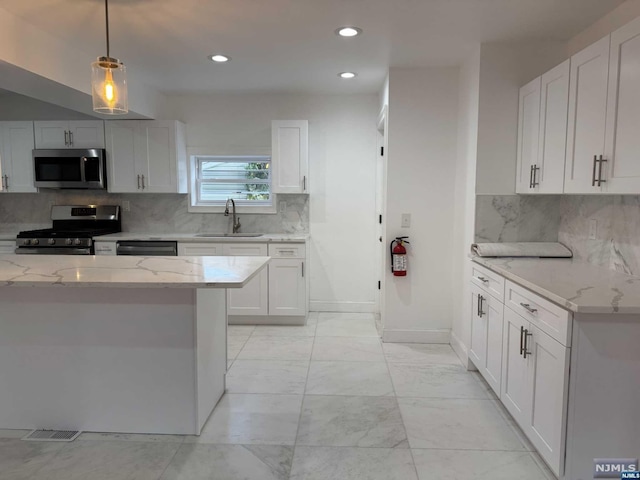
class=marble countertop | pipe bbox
[97,232,308,243]
[472,256,640,314]
[0,255,270,288]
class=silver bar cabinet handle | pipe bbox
[532,165,540,187]
[592,155,598,187]
[137,175,141,189]
[523,329,533,358]
[477,276,489,284]
[597,155,607,187]
[4,175,8,190]
[478,295,484,318]
[301,261,305,278]
[69,131,73,146]
[64,131,69,147]
[529,165,533,188]
[141,174,145,190]
[520,325,525,355]
[520,302,538,314]
[303,176,307,191]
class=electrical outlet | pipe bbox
[589,219,597,240]
[279,201,287,214]
[401,213,411,228]
[122,200,131,212]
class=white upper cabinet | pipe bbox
[536,60,570,194]
[515,78,541,193]
[604,16,640,194]
[0,121,37,193]
[271,120,309,194]
[516,60,569,195]
[34,121,105,149]
[105,120,187,194]
[564,35,611,194]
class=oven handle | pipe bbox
[15,247,92,255]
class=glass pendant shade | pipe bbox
[92,56,128,115]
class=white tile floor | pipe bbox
[0,312,556,480]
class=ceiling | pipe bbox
[0,0,627,95]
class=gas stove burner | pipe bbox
[16,205,121,255]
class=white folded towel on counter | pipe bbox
[471,242,572,258]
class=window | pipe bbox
[189,155,275,212]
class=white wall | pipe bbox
[165,93,380,313]
[475,42,566,195]
[0,6,164,119]
[451,47,481,363]
[383,67,459,343]
[567,0,640,56]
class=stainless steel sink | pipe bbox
[195,233,264,238]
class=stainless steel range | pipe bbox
[16,205,121,255]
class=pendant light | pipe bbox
[91,0,128,114]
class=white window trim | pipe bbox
[187,147,277,214]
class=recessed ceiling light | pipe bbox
[336,26,362,37]
[208,54,230,63]
[338,72,357,79]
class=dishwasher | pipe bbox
[116,241,178,256]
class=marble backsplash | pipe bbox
[475,195,561,243]
[558,195,640,276]
[475,194,640,277]
[0,192,309,234]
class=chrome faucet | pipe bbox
[224,198,241,234]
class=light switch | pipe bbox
[401,213,411,228]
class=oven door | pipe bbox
[15,247,93,255]
[33,149,106,189]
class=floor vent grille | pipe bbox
[22,429,81,442]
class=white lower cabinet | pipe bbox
[470,264,571,478]
[223,244,268,316]
[176,241,307,320]
[469,273,504,396]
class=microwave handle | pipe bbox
[80,157,87,182]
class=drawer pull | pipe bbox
[520,326,525,355]
[520,303,537,314]
[523,329,533,358]
[477,276,489,284]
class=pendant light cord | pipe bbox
[104,0,110,59]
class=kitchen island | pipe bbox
[0,254,269,435]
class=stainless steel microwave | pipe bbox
[33,149,107,189]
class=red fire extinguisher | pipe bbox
[390,237,410,276]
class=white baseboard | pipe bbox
[310,301,377,313]
[228,315,306,326]
[450,330,472,368]
[382,329,451,344]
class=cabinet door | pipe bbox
[469,284,487,369]
[137,121,177,193]
[604,17,640,194]
[269,258,306,316]
[484,296,504,396]
[34,121,68,148]
[564,35,610,194]
[515,78,541,194]
[272,120,309,194]
[501,307,530,427]
[177,243,224,256]
[223,244,268,316]
[105,121,140,193]
[68,121,105,148]
[0,122,37,193]
[525,325,570,477]
[536,60,569,194]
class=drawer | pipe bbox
[268,243,305,258]
[223,243,268,256]
[505,280,572,346]
[471,263,505,302]
[94,241,116,256]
